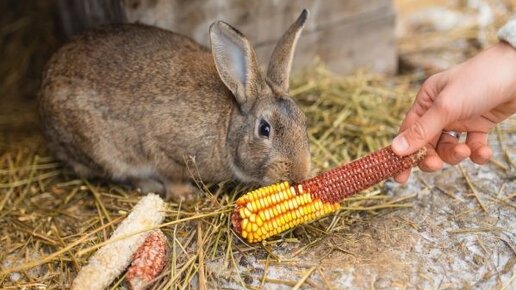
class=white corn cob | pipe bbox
[72,193,166,290]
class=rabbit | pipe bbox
[39,9,311,201]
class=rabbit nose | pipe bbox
[289,154,311,183]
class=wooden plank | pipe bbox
[123,0,394,45]
[57,0,397,74]
[255,8,397,74]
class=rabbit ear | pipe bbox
[210,21,261,112]
[266,9,309,94]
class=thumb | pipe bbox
[392,106,447,156]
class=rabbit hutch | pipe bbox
[1,0,515,289]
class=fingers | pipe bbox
[436,132,471,165]
[419,144,444,172]
[394,132,492,184]
[394,169,411,183]
[394,144,443,184]
[392,105,447,156]
[466,132,492,164]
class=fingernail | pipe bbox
[392,135,409,154]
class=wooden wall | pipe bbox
[58,0,397,74]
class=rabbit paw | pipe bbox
[165,182,199,203]
[134,178,166,195]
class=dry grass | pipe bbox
[1,0,515,288]
[0,67,426,289]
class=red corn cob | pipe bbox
[232,145,427,243]
[127,230,168,290]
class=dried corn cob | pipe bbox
[72,194,166,290]
[232,145,427,243]
[127,230,168,290]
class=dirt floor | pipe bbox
[1,1,515,289]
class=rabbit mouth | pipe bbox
[264,160,291,183]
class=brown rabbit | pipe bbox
[39,10,311,201]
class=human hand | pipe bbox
[392,42,516,183]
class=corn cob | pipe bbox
[127,230,168,290]
[232,145,427,243]
[72,194,166,290]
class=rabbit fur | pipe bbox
[39,10,311,201]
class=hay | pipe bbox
[1,1,515,288]
[0,67,423,289]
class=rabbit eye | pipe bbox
[259,120,271,138]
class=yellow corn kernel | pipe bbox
[264,209,271,220]
[259,198,266,208]
[245,220,252,233]
[241,219,249,230]
[295,209,302,219]
[292,198,299,208]
[288,200,294,210]
[258,211,266,221]
[242,231,248,238]
[272,206,279,216]
[279,215,286,226]
[271,193,278,204]
[286,211,294,222]
[280,202,287,213]
[243,207,252,218]
[256,216,263,227]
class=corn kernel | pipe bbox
[271,193,278,203]
[256,216,263,227]
[290,187,296,197]
[279,203,287,213]
[287,200,294,210]
[258,211,266,221]
[245,220,252,233]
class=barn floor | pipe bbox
[1,1,515,289]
